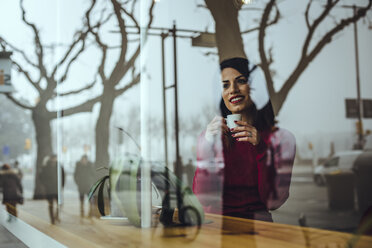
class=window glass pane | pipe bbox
[1,0,372,247]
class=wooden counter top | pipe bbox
[16,202,372,248]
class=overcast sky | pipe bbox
[1,0,372,159]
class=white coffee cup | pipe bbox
[226,114,241,129]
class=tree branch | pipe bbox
[258,0,276,99]
[109,0,129,86]
[114,73,140,97]
[51,31,88,79]
[278,0,372,113]
[121,3,140,32]
[241,26,261,34]
[196,4,208,9]
[48,95,101,119]
[5,93,34,110]
[241,5,280,34]
[86,2,108,83]
[56,78,97,97]
[307,0,372,67]
[58,36,87,83]
[304,0,313,30]
[267,46,274,66]
[203,51,218,57]
[52,0,104,83]
[119,0,155,79]
[12,60,43,93]
[106,0,155,86]
[20,0,47,79]
[302,0,340,58]
[0,38,38,68]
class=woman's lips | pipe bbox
[230,96,244,104]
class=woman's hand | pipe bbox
[205,116,229,142]
[230,120,261,146]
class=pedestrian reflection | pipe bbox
[0,163,24,222]
[193,57,296,223]
[184,159,195,188]
[74,154,95,218]
[13,160,23,180]
[39,154,65,224]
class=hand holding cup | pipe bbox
[230,120,261,146]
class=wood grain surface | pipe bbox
[17,205,372,248]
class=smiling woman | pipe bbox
[222,70,251,114]
[193,57,296,222]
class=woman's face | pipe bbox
[221,67,252,114]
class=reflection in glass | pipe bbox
[39,154,65,224]
[74,155,95,218]
[0,163,23,221]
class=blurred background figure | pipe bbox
[74,155,95,218]
[13,160,23,180]
[39,154,65,224]
[0,163,23,222]
[184,159,195,188]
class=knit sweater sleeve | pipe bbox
[259,129,296,210]
[193,131,224,214]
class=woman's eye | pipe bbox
[237,79,247,84]
[222,83,229,89]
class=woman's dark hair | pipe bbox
[220,57,257,82]
[219,57,274,132]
